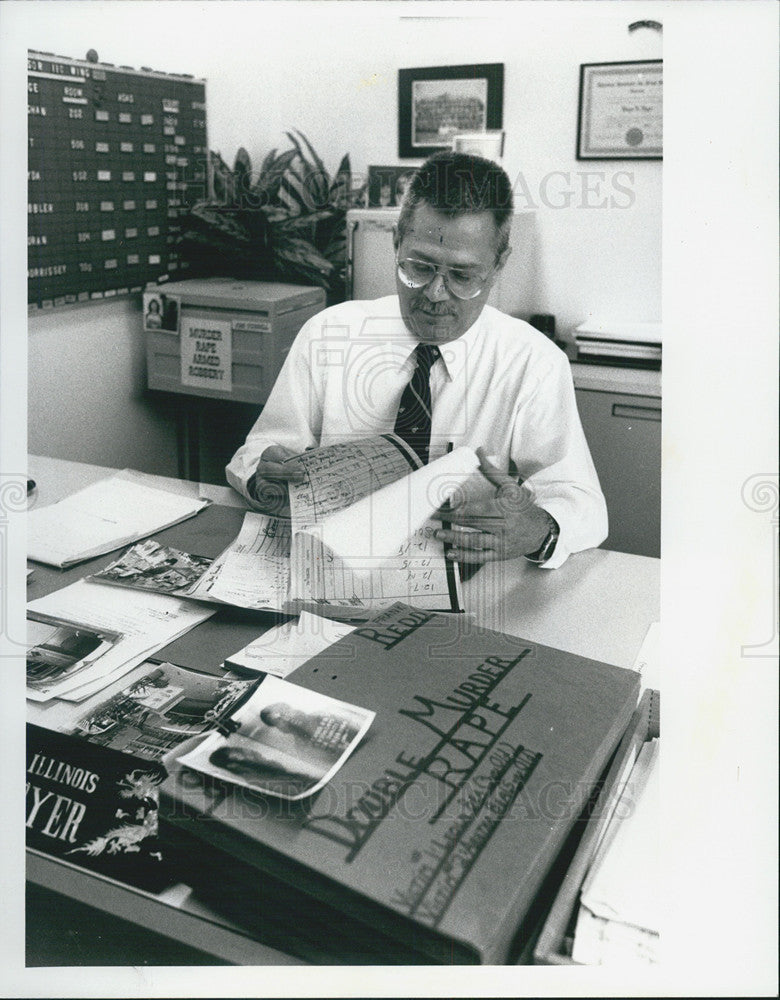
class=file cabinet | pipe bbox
[572,364,661,558]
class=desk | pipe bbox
[25,455,659,965]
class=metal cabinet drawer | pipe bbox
[575,389,661,558]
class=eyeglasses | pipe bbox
[396,256,494,300]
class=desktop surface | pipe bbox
[24,455,660,965]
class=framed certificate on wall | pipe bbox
[577,60,662,160]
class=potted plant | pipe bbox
[176,130,365,304]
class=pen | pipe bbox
[441,442,455,558]
[440,441,465,608]
[282,448,315,463]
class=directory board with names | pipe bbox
[27,50,208,308]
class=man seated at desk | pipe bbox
[226,151,606,569]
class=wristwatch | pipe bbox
[525,512,560,565]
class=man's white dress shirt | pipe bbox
[226,295,607,568]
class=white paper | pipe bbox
[27,580,215,701]
[177,675,374,801]
[574,320,662,345]
[203,436,464,616]
[27,472,210,568]
[288,435,466,611]
[290,525,459,614]
[571,906,659,967]
[303,446,481,570]
[284,441,476,614]
[573,739,660,965]
[225,611,356,678]
[198,512,291,611]
[180,314,233,392]
[633,621,661,695]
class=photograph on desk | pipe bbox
[67,661,258,761]
[26,612,123,703]
[176,674,375,801]
[90,539,214,598]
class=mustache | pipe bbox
[414,300,457,316]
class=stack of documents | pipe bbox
[27,472,210,568]
[27,580,215,702]
[572,738,660,965]
[189,435,477,618]
[574,321,662,368]
[224,611,357,678]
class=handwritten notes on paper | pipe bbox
[289,436,420,523]
[191,513,291,611]
[300,445,481,570]
[193,435,476,616]
[289,436,478,614]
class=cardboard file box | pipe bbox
[532,688,660,965]
[144,277,326,405]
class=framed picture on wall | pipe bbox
[398,63,504,158]
[367,166,417,207]
[577,60,663,160]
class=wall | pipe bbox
[18,1,662,469]
[27,298,180,474]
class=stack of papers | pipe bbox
[192,512,292,611]
[190,435,473,618]
[224,611,357,678]
[26,580,215,702]
[27,472,210,568]
[572,738,660,965]
[574,321,662,367]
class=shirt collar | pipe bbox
[397,306,487,383]
[365,296,488,381]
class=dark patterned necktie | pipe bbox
[393,343,440,464]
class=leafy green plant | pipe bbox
[177,130,365,303]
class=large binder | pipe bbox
[159,604,640,964]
